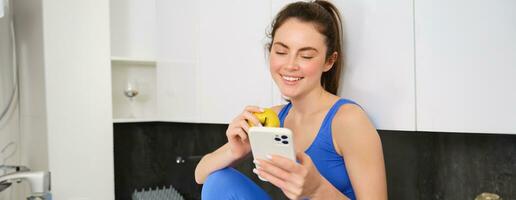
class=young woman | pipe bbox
[195,1,387,199]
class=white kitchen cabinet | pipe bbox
[156,0,200,123]
[156,0,274,124]
[116,0,516,134]
[145,0,416,128]
[110,0,156,59]
[336,0,416,131]
[198,0,274,124]
[111,60,157,121]
[110,0,158,122]
[415,0,516,134]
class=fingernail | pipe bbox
[266,154,272,160]
[257,123,263,127]
[253,168,259,174]
[253,160,262,169]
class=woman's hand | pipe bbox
[253,152,329,200]
[226,106,263,160]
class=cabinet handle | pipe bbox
[175,155,202,164]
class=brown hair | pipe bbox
[267,0,343,95]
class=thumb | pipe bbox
[296,152,311,165]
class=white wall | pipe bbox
[13,0,49,199]
[42,0,114,199]
[0,0,21,199]
[0,109,20,200]
[15,0,48,171]
[11,0,114,199]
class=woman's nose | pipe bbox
[284,56,300,71]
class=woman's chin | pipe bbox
[279,89,297,100]
[276,83,303,100]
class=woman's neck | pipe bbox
[289,85,338,116]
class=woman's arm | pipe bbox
[195,105,264,184]
[333,104,388,200]
[195,143,248,184]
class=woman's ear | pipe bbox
[324,52,338,72]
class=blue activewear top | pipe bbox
[277,98,357,200]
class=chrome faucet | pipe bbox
[0,165,51,200]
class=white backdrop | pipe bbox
[0,0,20,198]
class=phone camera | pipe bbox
[274,135,289,145]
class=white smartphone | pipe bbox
[248,127,296,181]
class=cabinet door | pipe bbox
[156,0,200,122]
[415,0,516,134]
[110,0,156,58]
[337,0,416,131]
[198,0,273,124]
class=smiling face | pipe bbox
[269,18,335,99]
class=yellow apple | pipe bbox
[249,108,280,127]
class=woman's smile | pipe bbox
[281,74,304,85]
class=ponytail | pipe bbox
[314,1,343,95]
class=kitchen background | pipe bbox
[0,0,515,199]
[113,123,516,200]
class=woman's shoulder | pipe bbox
[332,98,377,138]
[332,99,379,154]
[333,99,371,129]
[269,104,286,115]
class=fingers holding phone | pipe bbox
[254,152,325,200]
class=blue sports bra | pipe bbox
[278,98,357,200]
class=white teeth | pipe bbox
[282,75,302,81]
